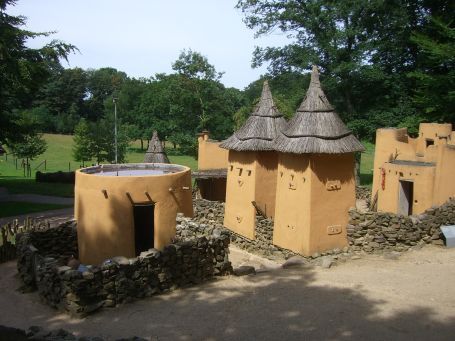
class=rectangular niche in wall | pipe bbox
[133,203,155,256]
[398,180,414,216]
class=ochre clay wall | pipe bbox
[274,153,355,256]
[308,154,354,254]
[254,152,279,219]
[376,162,435,215]
[273,153,311,254]
[433,145,455,206]
[197,132,229,170]
[372,128,416,196]
[223,151,257,239]
[372,123,455,215]
[75,166,193,265]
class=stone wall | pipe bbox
[17,221,232,317]
[188,199,296,260]
[16,221,77,288]
[347,199,455,252]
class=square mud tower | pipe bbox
[273,66,364,256]
[220,81,286,239]
[75,163,193,265]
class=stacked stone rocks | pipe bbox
[187,200,296,260]
[17,220,232,317]
[347,198,455,252]
[355,186,371,205]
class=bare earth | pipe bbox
[0,245,454,340]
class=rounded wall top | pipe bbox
[78,163,189,177]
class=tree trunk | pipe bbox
[140,139,144,150]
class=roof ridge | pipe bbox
[297,65,334,112]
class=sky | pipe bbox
[8,0,289,89]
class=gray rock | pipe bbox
[112,256,130,265]
[321,256,334,269]
[282,256,306,269]
[233,266,256,276]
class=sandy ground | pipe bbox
[0,245,454,340]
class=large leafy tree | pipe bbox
[0,0,76,144]
[236,0,454,141]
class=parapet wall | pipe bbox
[347,199,453,253]
[17,221,232,317]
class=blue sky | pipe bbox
[9,0,289,89]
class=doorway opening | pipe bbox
[133,203,155,256]
[398,180,414,215]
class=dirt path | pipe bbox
[0,245,454,340]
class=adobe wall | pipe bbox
[223,151,257,239]
[254,151,279,218]
[75,166,193,265]
[378,162,436,215]
[197,132,229,170]
[433,145,455,206]
[273,153,311,254]
[274,153,355,256]
[16,221,232,317]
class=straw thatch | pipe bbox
[220,81,287,151]
[144,131,170,163]
[275,65,364,154]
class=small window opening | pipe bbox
[426,139,434,148]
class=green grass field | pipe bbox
[0,202,71,218]
[0,134,374,197]
[0,134,197,197]
[360,141,374,187]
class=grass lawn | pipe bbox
[360,141,375,187]
[0,134,197,197]
[0,202,71,218]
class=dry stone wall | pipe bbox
[17,220,232,317]
[189,199,297,260]
[347,199,455,252]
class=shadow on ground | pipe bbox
[0,259,454,340]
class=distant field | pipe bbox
[0,134,374,196]
[0,134,197,197]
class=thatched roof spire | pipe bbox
[220,80,287,151]
[144,131,170,163]
[275,65,364,154]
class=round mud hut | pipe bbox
[220,81,287,239]
[75,163,193,265]
[273,65,364,256]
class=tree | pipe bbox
[409,16,455,122]
[72,119,92,166]
[9,134,47,177]
[172,49,224,131]
[0,0,76,144]
[236,0,454,141]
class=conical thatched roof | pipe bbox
[144,131,170,163]
[275,65,364,154]
[220,81,287,151]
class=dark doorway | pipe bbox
[133,204,155,256]
[398,180,414,215]
[426,139,434,148]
